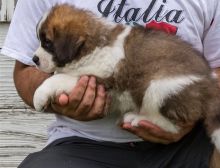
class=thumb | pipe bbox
[56,93,69,106]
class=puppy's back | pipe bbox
[125,28,210,79]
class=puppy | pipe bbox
[33,4,220,151]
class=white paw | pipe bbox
[33,86,51,111]
[33,74,78,112]
[123,112,137,123]
[123,112,179,133]
[123,113,148,127]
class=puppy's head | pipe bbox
[33,4,92,73]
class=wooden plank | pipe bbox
[0,52,55,168]
[0,0,7,22]
[0,109,54,168]
[0,23,9,47]
[6,0,15,21]
[0,22,54,167]
[0,0,16,22]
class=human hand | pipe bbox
[51,76,110,121]
[122,120,194,144]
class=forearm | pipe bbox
[13,60,51,108]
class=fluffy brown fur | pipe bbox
[35,4,220,151]
[39,5,124,67]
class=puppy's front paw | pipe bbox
[33,86,51,111]
[33,74,78,112]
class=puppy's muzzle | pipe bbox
[33,55,40,65]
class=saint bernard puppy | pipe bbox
[33,4,220,151]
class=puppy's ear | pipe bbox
[54,33,85,66]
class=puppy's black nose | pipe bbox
[32,55,40,65]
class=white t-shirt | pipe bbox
[2,0,220,144]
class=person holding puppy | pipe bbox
[1,0,220,167]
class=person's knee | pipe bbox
[17,151,66,168]
[17,149,103,168]
[18,152,40,168]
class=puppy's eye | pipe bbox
[43,39,54,52]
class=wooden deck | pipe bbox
[0,53,54,167]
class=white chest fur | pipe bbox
[58,26,132,78]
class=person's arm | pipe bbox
[122,121,194,144]
[13,61,194,143]
[14,60,107,120]
[14,61,50,107]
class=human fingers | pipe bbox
[103,94,112,115]
[86,85,107,120]
[138,120,193,142]
[54,94,69,106]
[50,94,69,114]
[68,76,89,110]
[138,120,173,140]
[122,123,171,144]
[74,76,97,117]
